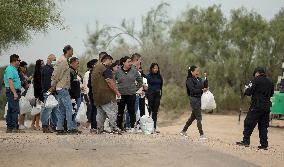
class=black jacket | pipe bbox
[69,67,81,99]
[41,64,54,93]
[245,74,274,110]
[186,76,208,98]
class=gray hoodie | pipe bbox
[115,66,143,95]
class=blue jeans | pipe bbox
[135,95,140,122]
[71,96,82,128]
[76,96,82,111]
[55,89,74,131]
[41,93,58,128]
[6,89,21,129]
[125,111,131,128]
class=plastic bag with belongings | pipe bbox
[201,90,216,110]
[20,96,32,115]
[31,100,43,116]
[45,95,58,109]
[140,115,154,135]
[75,102,88,123]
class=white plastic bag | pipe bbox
[19,96,32,115]
[25,84,34,101]
[75,102,88,123]
[140,115,154,135]
[31,107,41,116]
[201,90,216,110]
[45,95,58,109]
[31,100,43,116]
[4,103,8,118]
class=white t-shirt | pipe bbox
[83,71,90,95]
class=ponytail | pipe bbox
[187,65,197,78]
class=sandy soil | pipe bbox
[0,114,283,167]
[160,113,284,167]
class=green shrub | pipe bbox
[0,88,6,119]
[161,83,188,111]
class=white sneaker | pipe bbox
[200,135,207,140]
[136,129,142,133]
[129,128,136,133]
[19,125,27,130]
[180,131,188,137]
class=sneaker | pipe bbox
[154,129,160,134]
[43,128,53,133]
[6,128,13,133]
[67,129,82,135]
[90,129,97,134]
[113,129,122,135]
[200,135,207,140]
[56,130,67,135]
[19,125,27,130]
[128,128,136,133]
[258,145,268,150]
[180,131,188,137]
[136,129,143,133]
[236,141,250,147]
[35,127,41,131]
[12,129,25,133]
[48,126,56,132]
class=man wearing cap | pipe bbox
[4,54,23,133]
[92,53,121,134]
[236,67,274,150]
[50,45,81,135]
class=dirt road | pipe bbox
[0,114,283,167]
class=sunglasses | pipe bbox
[17,59,21,62]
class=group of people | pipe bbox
[3,45,163,135]
[3,44,274,150]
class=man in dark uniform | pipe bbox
[236,67,274,150]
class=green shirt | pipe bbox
[4,65,21,90]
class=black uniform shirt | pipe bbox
[245,74,274,109]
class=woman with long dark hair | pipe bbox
[32,59,44,130]
[180,65,208,140]
[146,63,163,132]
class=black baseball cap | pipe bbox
[20,61,28,67]
[253,67,265,76]
[101,54,113,62]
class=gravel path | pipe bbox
[0,132,257,167]
[0,114,283,167]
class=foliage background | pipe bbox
[1,2,284,119]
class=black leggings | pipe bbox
[148,90,161,129]
[117,94,136,129]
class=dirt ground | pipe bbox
[0,114,283,167]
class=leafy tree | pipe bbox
[0,0,64,51]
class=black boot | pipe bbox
[258,145,268,150]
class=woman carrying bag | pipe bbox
[180,65,208,140]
